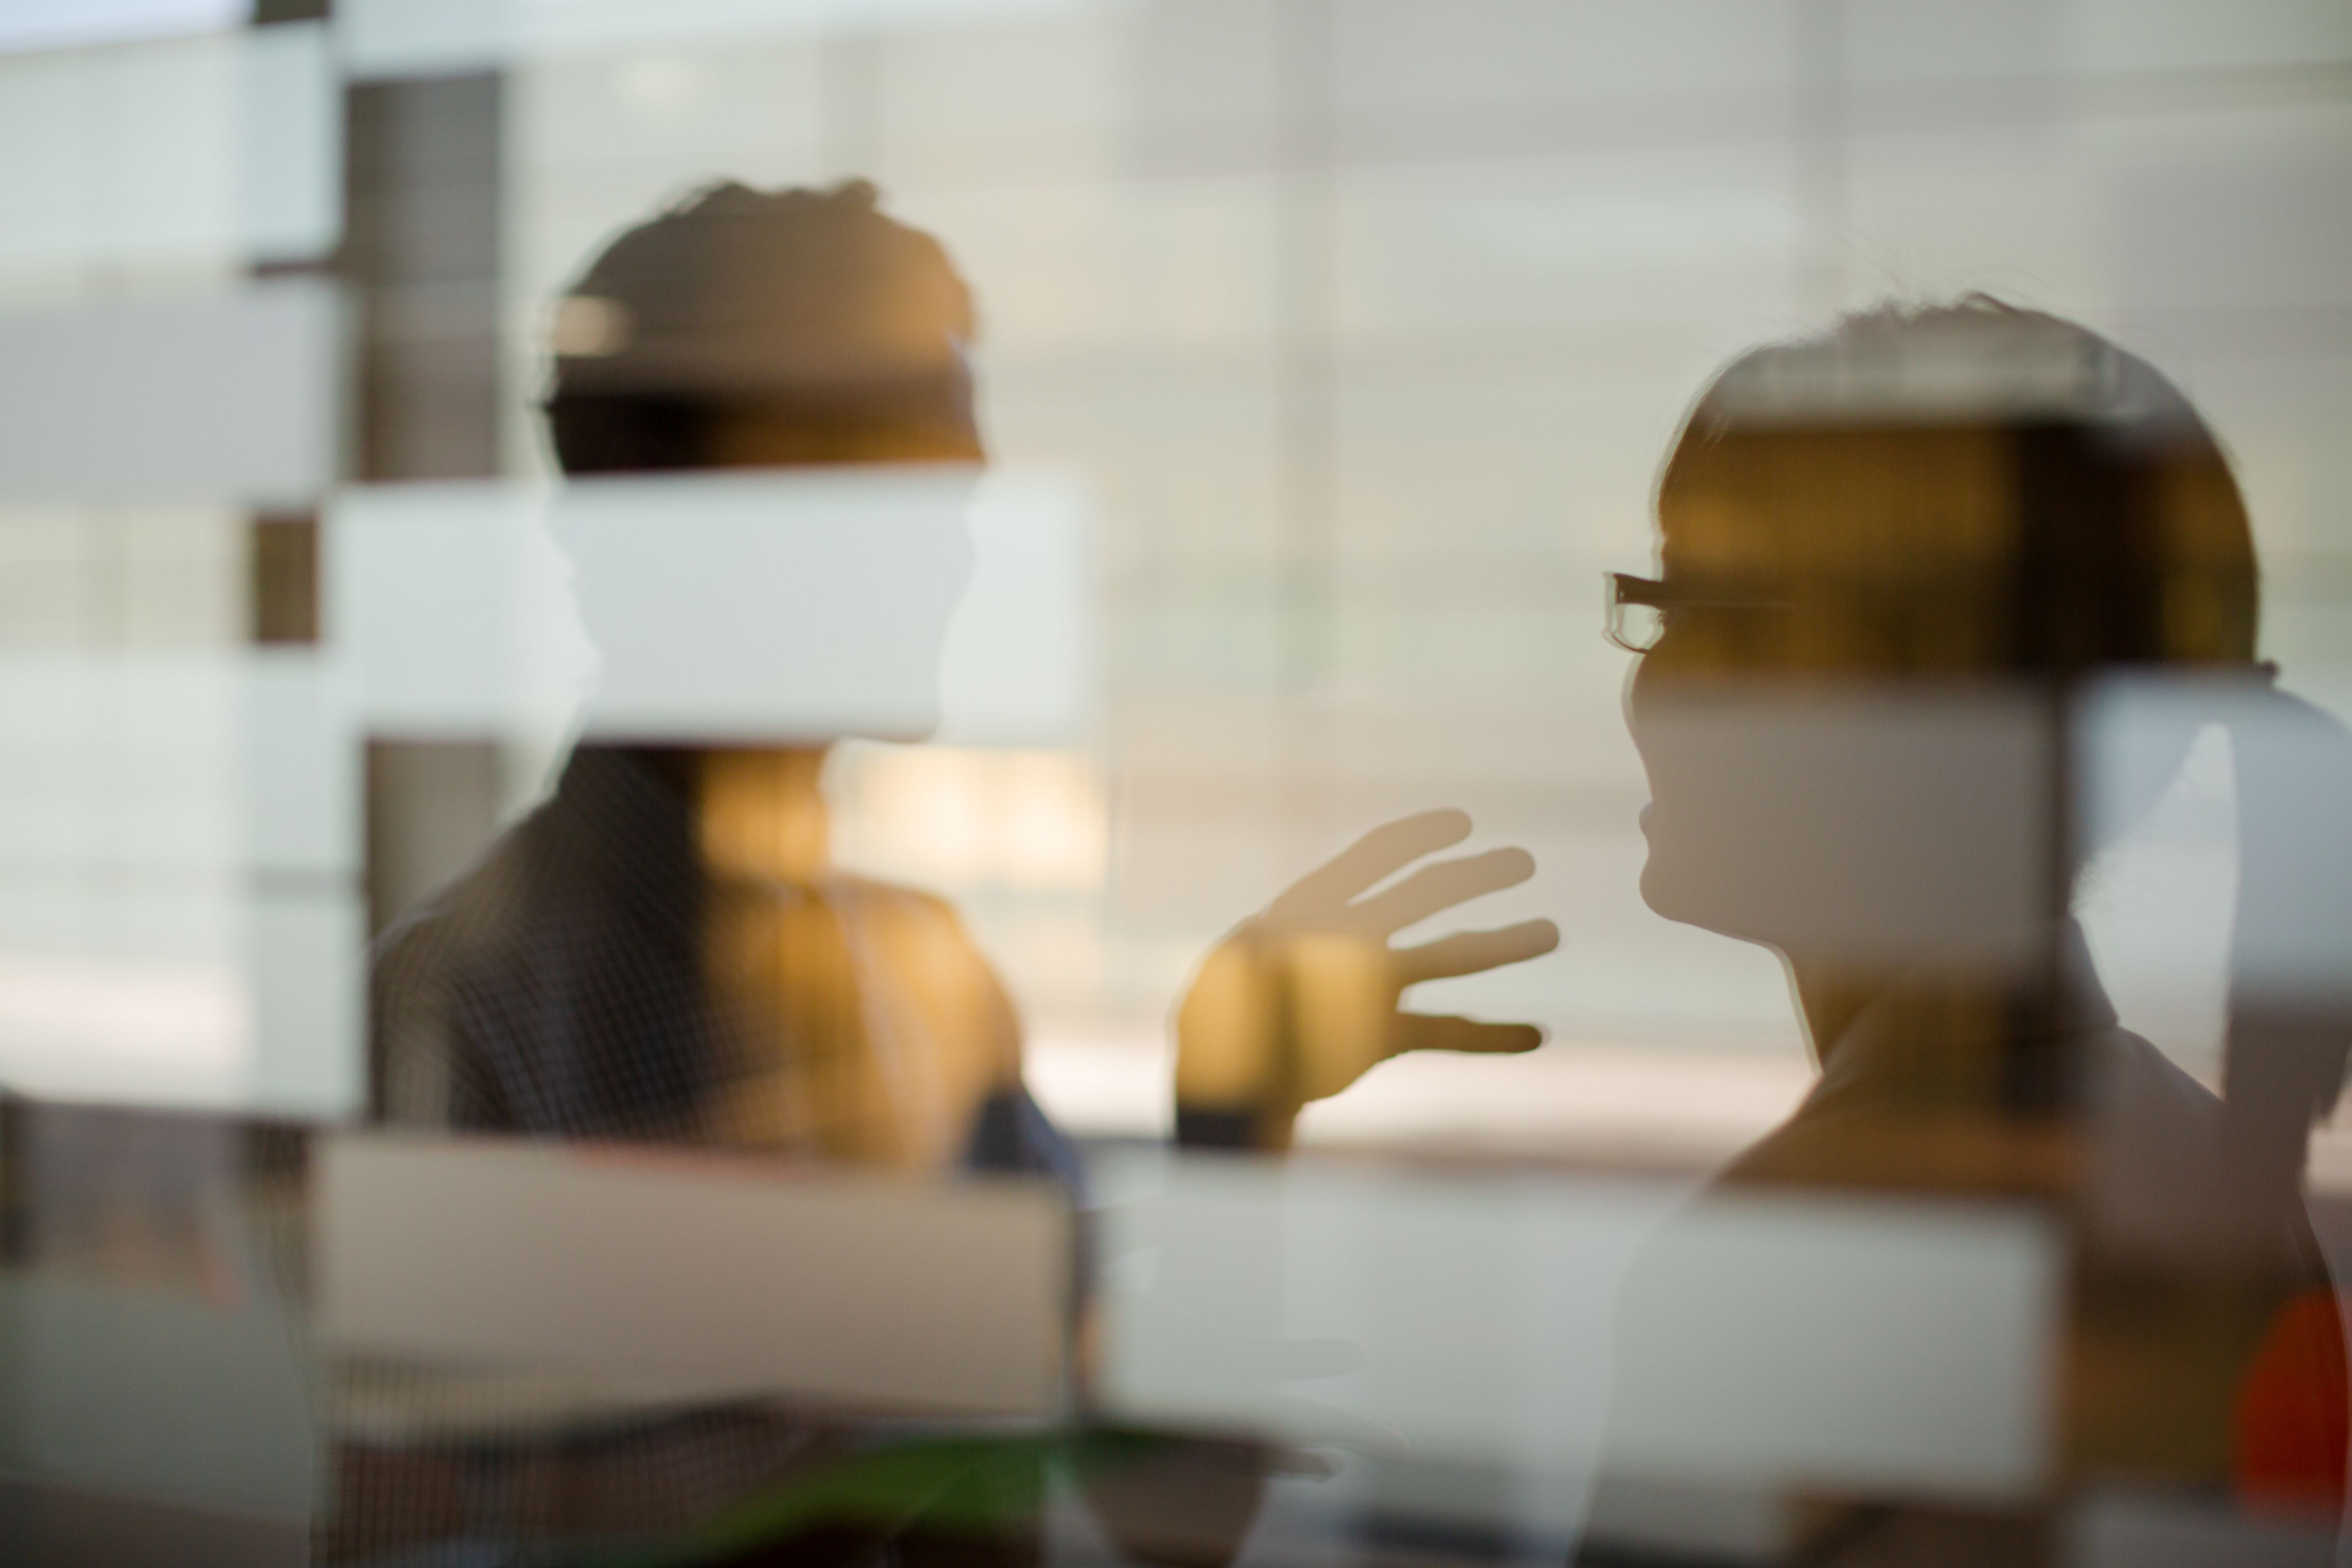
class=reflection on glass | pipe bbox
[6,11,2351,1567]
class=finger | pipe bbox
[1267,809,1472,921]
[1346,846,1536,935]
[1393,1013,1545,1055]
[1392,918,1561,986]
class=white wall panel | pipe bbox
[0,281,340,505]
[1097,1151,2057,1503]
[0,649,360,1116]
[0,25,336,279]
[333,469,1094,747]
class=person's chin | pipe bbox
[1636,853,1684,923]
[1636,807,1678,915]
[1635,826,1689,922]
[1639,840,1753,943]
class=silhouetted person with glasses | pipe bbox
[1603,300,2350,1549]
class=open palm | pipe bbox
[1174,809,1560,1146]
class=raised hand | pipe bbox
[1173,809,1560,1148]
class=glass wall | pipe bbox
[2,2,2351,1564]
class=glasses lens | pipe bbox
[1606,588,1666,652]
[1616,600,1664,652]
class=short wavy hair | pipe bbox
[1657,295,2257,672]
[544,180,980,473]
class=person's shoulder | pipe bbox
[368,821,544,1015]
[370,896,455,1008]
[824,871,973,935]
[824,873,1020,1045]
[370,830,551,1129]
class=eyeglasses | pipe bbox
[1604,572,1791,653]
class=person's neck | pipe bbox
[1788,956,2016,1112]
[1786,919,2098,1089]
[1788,959,1883,1071]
